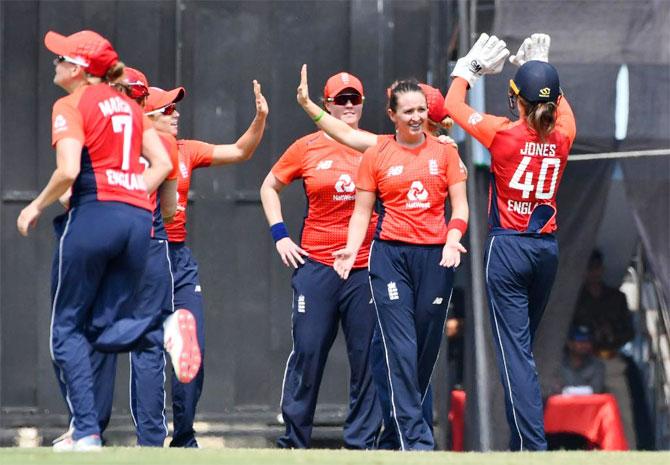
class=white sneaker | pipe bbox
[52,426,73,445]
[164,309,201,383]
[53,433,102,452]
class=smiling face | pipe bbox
[149,106,180,137]
[324,90,363,129]
[388,90,427,145]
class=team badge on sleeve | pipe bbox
[468,112,483,126]
[53,114,68,133]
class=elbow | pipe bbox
[60,167,80,184]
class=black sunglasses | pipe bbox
[326,93,364,106]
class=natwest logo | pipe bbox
[406,180,430,209]
[335,174,355,193]
[333,174,356,201]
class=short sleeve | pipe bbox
[355,146,378,192]
[271,139,305,184]
[51,98,84,147]
[444,146,468,186]
[158,133,180,181]
[182,140,214,170]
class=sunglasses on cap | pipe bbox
[127,83,149,100]
[146,103,177,116]
[326,93,364,106]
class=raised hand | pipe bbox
[297,64,311,108]
[451,33,510,87]
[253,79,269,118]
[509,33,550,67]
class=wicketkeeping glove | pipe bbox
[451,33,510,88]
[509,33,551,67]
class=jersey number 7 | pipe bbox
[509,156,560,200]
[111,115,134,171]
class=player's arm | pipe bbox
[17,138,82,236]
[332,189,376,280]
[141,127,173,194]
[555,95,576,143]
[444,78,508,149]
[210,80,268,166]
[260,172,308,268]
[296,64,377,153]
[440,180,468,268]
[159,179,178,222]
[446,33,511,148]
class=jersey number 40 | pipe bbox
[509,156,560,200]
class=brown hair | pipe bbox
[387,79,422,112]
[519,96,557,142]
[100,61,134,97]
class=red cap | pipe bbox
[323,72,364,98]
[418,83,448,123]
[124,67,148,88]
[44,30,118,78]
[123,67,149,100]
[145,86,186,113]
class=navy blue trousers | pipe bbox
[484,233,558,451]
[167,242,205,448]
[277,259,380,449]
[63,238,173,446]
[371,325,434,450]
[368,240,453,451]
[50,202,151,440]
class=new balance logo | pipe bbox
[432,297,443,305]
[387,282,399,301]
[316,160,333,170]
[429,159,439,175]
[297,295,306,313]
[387,165,404,177]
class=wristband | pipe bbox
[270,222,289,242]
[447,218,468,236]
[313,109,325,123]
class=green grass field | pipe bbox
[0,448,668,465]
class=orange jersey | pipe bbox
[164,139,214,243]
[445,78,576,233]
[272,131,377,268]
[52,83,153,211]
[357,134,467,245]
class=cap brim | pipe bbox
[44,31,69,56]
[326,85,362,99]
[167,87,186,104]
[147,86,186,111]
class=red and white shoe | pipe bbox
[164,309,201,383]
[53,433,102,452]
